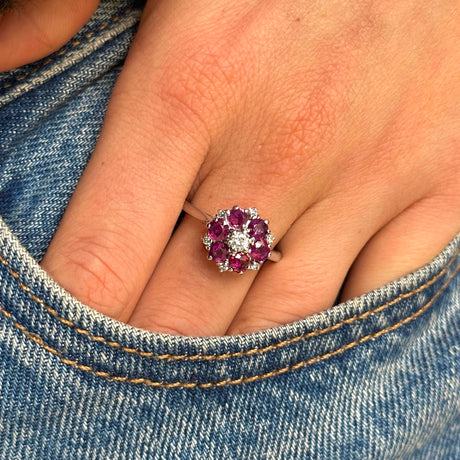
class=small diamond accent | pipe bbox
[202,235,212,248]
[216,210,228,219]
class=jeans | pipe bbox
[0,1,459,458]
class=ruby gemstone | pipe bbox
[248,218,268,238]
[228,208,248,228]
[228,253,250,273]
[209,242,229,263]
[250,240,270,263]
[208,219,228,241]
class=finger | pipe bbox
[0,0,99,71]
[224,191,397,336]
[127,171,309,336]
[40,15,211,321]
[128,214,257,336]
[340,194,460,301]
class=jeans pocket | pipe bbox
[1,215,459,459]
[0,1,142,262]
[1,0,459,456]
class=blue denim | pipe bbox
[0,1,459,459]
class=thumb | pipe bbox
[0,0,99,72]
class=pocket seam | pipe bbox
[0,245,458,360]
[1,258,459,388]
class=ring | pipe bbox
[183,201,282,274]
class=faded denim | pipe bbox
[0,1,459,458]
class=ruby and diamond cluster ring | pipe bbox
[202,206,276,274]
[183,201,282,274]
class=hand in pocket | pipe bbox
[35,0,460,335]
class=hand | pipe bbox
[37,0,459,335]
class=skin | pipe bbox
[0,0,99,71]
[2,0,459,336]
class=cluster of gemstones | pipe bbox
[202,206,275,274]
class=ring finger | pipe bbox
[127,169,307,336]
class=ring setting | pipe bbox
[202,206,276,274]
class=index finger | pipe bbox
[40,10,210,321]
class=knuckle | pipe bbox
[157,40,245,134]
[239,77,341,193]
[276,74,341,159]
[276,262,339,310]
[57,237,131,319]
[132,273,228,336]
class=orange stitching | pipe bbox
[0,245,458,361]
[1,8,134,89]
[1,260,458,388]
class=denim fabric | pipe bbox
[0,1,459,459]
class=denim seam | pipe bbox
[0,245,458,361]
[1,259,459,388]
[1,7,134,90]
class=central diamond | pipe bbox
[227,229,251,253]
